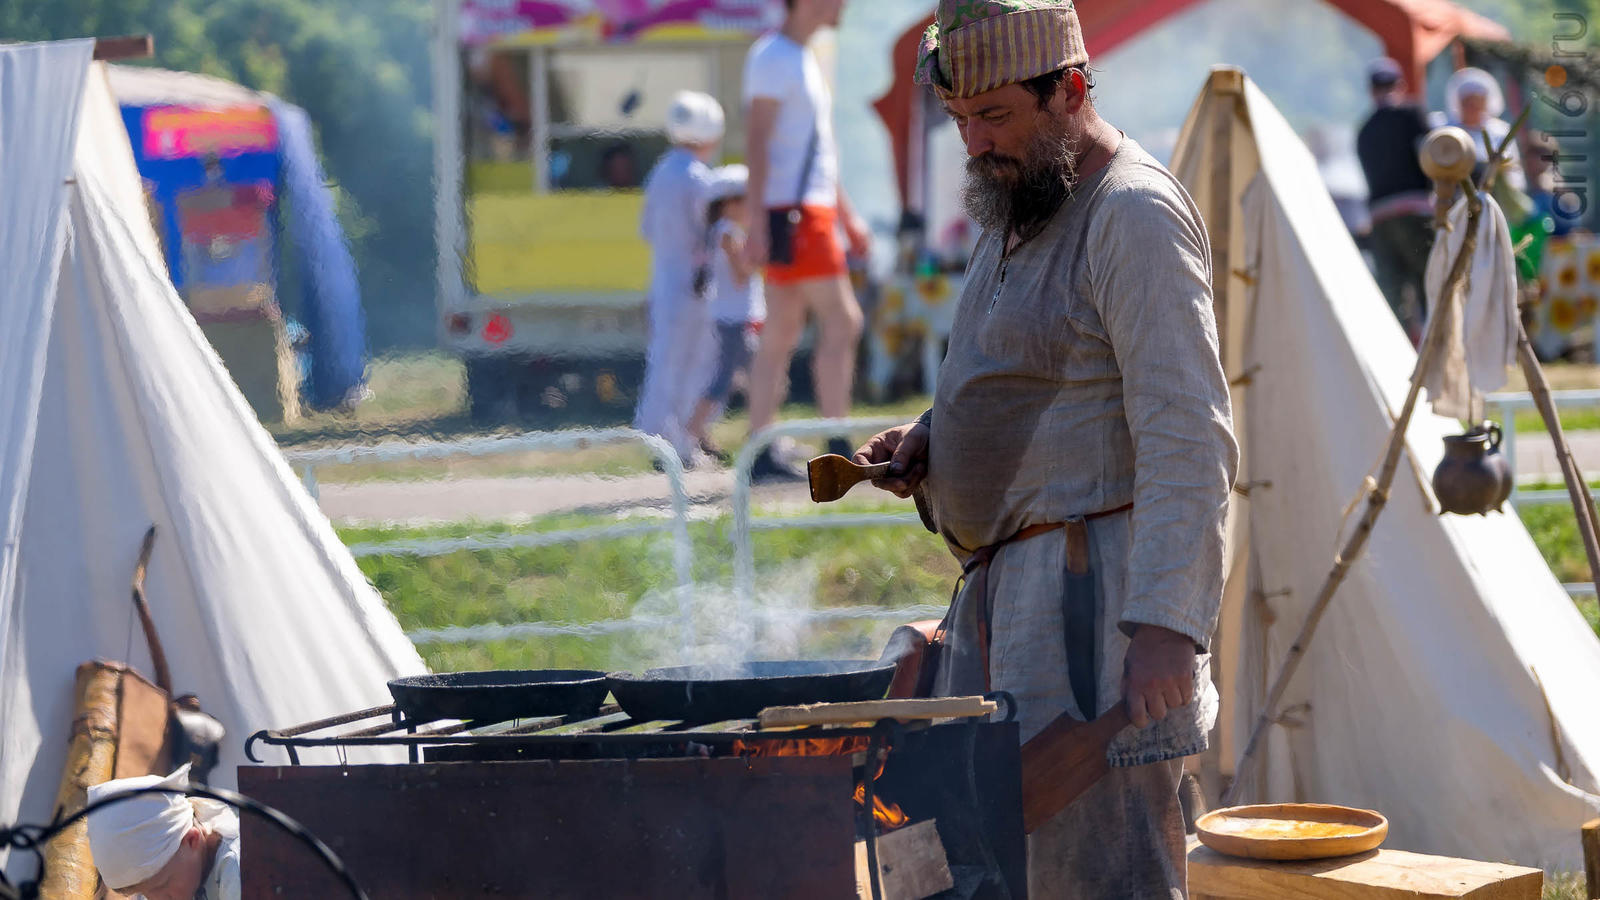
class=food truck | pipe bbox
[432,0,782,421]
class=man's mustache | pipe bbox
[968,152,1024,177]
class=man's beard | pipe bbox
[961,111,1079,237]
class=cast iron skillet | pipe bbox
[607,660,898,723]
[387,670,609,723]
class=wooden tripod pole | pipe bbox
[1221,174,1484,808]
[1517,326,1600,588]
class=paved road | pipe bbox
[1506,430,1600,480]
[310,431,1600,524]
[315,468,814,524]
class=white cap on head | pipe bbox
[86,764,197,891]
[707,164,749,203]
[666,91,725,146]
[1446,67,1505,120]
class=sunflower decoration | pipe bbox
[1549,298,1579,332]
[1558,266,1580,291]
[1582,295,1600,321]
[1587,249,1600,283]
[881,285,906,315]
[916,275,951,304]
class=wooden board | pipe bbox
[1187,840,1542,899]
[758,697,995,728]
[855,820,953,900]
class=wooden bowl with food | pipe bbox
[1196,803,1388,861]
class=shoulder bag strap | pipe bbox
[794,127,820,208]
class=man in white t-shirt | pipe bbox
[742,0,871,481]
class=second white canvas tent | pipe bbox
[1170,68,1600,869]
[0,39,426,871]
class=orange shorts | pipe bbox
[765,204,848,286]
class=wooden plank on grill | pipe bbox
[854,819,953,900]
[1186,840,1542,899]
[759,697,996,729]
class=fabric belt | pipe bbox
[939,503,1133,715]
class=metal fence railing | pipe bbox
[729,417,925,615]
[287,400,1599,644]
[1486,389,1600,508]
[283,429,697,632]
[283,417,942,646]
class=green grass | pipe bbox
[1542,873,1585,900]
[1512,407,1600,435]
[343,501,959,673]
[1502,363,1600,434]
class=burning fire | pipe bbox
[731,737,910,831]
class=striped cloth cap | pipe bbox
[914,0,1089,100]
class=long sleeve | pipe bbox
[1088,179,1239,651]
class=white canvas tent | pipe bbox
[1171,68,1600,869]
[0,39,425,865]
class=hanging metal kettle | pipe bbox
[1432,421,1512,516]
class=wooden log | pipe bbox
[1186,841,1542,899]
[758,697,996,729]
[35,662,172,899]
[1582,817,1599,900]
[37,662,125,900]
[854,819,953,900]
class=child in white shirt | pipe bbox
[687,165,765,453]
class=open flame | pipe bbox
[731,737,910,831]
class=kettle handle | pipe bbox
[1486,421,1503,451]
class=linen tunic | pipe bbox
[924,137,1237,765]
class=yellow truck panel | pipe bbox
[468,189,650,295]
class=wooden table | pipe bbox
[1188,841,1542,899]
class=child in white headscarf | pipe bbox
[86,763,240,900]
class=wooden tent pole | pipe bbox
[1221,176,1484,808]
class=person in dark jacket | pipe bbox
[1356,57,1436,342]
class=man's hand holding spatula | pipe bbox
[851,417,929,499]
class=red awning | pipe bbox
[873,0,1510,208]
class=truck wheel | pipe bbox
[466,357,517,425]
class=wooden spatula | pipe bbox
[807,454,891,503]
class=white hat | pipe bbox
[707,164,749,203]
[1446,67,1505,121]
[86,764,197,890]
[666,91,725,146]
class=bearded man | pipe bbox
[854,2,1237,895]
